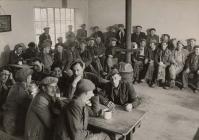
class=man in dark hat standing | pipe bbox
[39,27,52,50]
[131,25,146,45]
[3,68,33,135]
[25,76,59,140]
[76,24,87,42]
[147,28,159,44]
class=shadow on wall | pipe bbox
[0,45,10,66]
[193,128,199,140]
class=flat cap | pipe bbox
[109,68,119,77]
[136,25,142,28]
[15,68,33,82]
[43,27,50,30]
[150,28,156,31]
[41,76,58,85]
[110,37,117,41]
[89,37,95,41]
[81,24,86,27]
[150,39,157,43]
[75,79,95,96]
[188,38,196,42]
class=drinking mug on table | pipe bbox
[103,109,112,120]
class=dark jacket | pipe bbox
[91,31,104,42]
[22,48,39,60]
[39,33,52,47]
[185,53,199,72]
[54,50,68,68]
[0,79,15,110]
[99,81,137,106]
[79,49,92,67]
[25,93,54,140]
[131,32,146,44]
[155,48,172,66]
[9,51,23,64]
[3,82,32,135]
[116,30,126,47]
[53,96,100,140]
[76,29,87,41]
[146,34,159,44]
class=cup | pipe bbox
[125,104,132,112]
[103,109,112,120]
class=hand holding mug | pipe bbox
[124,103,132,112]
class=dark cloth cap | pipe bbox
[41,76,58,85]
[15,68,33,82]
[75,79,95,96]
[118,62,133,73]
[188,38,196,42]
[81,24,86,27]
[110,37,117,41]
[70,59,85,70]
[118,24,124,28]
[136,25,142,28]
[140,39,146,42]
[109,68,119,77]
[150,28,156,31]
[43,27,50,30]
[89,37,95,41]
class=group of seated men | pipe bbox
[0,23,198,140]
[8,24,199,92]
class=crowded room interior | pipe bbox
[0,0,199,140]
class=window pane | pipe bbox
[55,8,60,20]
[34,8,41,21]
[55,21,61,34]
[35,22,42,34]
[61,9,65,21]
[47,8,54,21]
[41,8,47,21]
[61,21,66,33]
[66,9,71,20]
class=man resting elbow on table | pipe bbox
[53,79,110,140]
[99,68,141,112]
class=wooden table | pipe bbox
[89,106,146,140]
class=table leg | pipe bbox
[126,132,133,140]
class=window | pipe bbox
[34,8,75,47]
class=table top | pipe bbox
[89,106,146,136]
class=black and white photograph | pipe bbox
[0,0,199,140]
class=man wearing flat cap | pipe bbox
[147,28,159,45]
[53,79,110,140]
[91,26,104,43]
[76,24,87,42]
[169,40,188,87]
[185,38,197,54]
[99,68,141,111]
[25,76,59,140]
[39,26,52,50]
[66,25,75,40]
[131,25,146,45]
[3,68,33,135]
[182,45,199,92]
